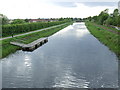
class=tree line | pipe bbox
[0,13,74,37]
[0,14,74,25]
[85,9,120,27]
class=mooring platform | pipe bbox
[10,37,48,51]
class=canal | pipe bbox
[1,22,118,88]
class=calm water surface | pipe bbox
[1,23,118,88]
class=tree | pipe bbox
[105,16,114,25]
[92,16,98,22]
[87,8,120,27]
[117,15,120,27]
[25,19,30,22]
[113,9,119,17]
[59,17,64,21]
[98,9,109,25]
[11,19,26,24]
[112,9,119,26]
[87,16,92,21]
[0,14,9,25]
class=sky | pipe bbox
[0,0,119,19]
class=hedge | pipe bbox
[2,21,67,37]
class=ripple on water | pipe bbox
[53,69,89,88]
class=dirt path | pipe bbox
[93,23,120,35]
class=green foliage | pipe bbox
[0,14,9,25]
[92,16,98,22]
[11,19,26,24]
[98,10,109,25]
[113,9,119,17]
[87,16,92,21]
[112,9,119,26]
[105,16,114,25]
[24,19,30,22]
[1,22,73,58]
[89,9,120,27]
[59,18,64,21]
[59,17,73,21]
[86,21,120,59]
[2,21,68,37]
[117,16,120,26]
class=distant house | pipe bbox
[29,19,58,23]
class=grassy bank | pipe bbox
[1,22,73,59]
[85,21,120,60]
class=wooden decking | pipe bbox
[10,37,48,51]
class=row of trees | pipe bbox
[86,9,120,27]
[0,13,75,25]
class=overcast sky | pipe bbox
[0,0,119,19]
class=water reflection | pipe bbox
[53,66,89,88]
[2,22,118,88]
[75,29,89,38]
[24,55,31,68]
[73,23,86,29]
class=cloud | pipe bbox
[43,0,119,2]
[0,0,118,19]
[53,2,77,7]
[82,2,117,7]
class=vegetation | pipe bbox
[1,39,20,59]
[58,17,73,21]
[11,19,26,24]
[85,8,120,59]
[86,9,120,27]
[1,22,73,58]
[2,20,69,37]
[0,14,9,25]
[85,21,120,59]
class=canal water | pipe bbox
[1,23,118,88]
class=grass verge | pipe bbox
[1,22,73,59]
[85,21,120,60]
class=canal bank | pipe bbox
[1,22,73,58]
[85,21,120,60]
[1,22,118,88]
